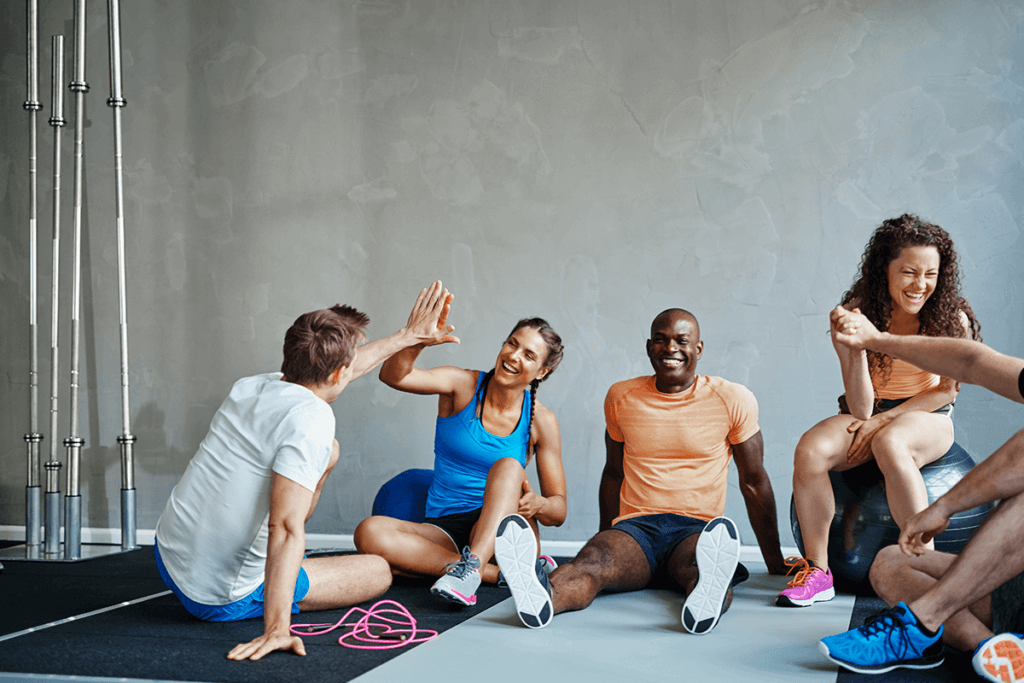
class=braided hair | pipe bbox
[476,318,564,464]
[841,214,981,386]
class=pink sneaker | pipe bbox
[776,556,835,607]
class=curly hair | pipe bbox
[841,214,981,385]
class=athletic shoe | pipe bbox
[776,556,835,607]
[682,516,741,635]
[494,514,554,628]
[818,601,944,673]
[498,553,557,588]
[974,633,1024,683]
[431,546,482,606]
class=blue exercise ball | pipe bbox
[790,441,995,588]
[371,468,434,523]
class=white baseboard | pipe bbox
[1,525,797,564]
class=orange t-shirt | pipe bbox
[604,375,760,525]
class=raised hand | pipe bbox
[830,305,881,350]
[405,281,459,347]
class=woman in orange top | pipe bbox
[781,215,981,607]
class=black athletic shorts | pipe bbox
[423,507,482,552]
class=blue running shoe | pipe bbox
[494,514,553,629]
[819,602,944,674]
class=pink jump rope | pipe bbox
[290,599,438,650]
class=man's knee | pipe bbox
[869,544,910,597]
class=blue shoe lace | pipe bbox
[441,547,479,579]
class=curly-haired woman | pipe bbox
[780,214,981,608]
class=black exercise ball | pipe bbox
[790,441,995,588]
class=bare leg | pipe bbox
[870,545,993,651]
[297,554,392,611]
[467,457,529,584]
[353,515,461,578]
[792,415,861,569]
[548,530,651,614]
[872,412,953,543]
[910,487,1024,637]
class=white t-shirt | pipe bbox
[155,372,335,605]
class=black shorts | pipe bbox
[838,395,954,419]
[992,570,1024,634]
[610,513,748,589]
[423,508,482,551]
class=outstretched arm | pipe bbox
[349,281,459,381]
[598,432,625,532]
[227,473,311,661]
[832,305,1024,405]
[900,429,1024,555]
[518,403,567,527]
[732,431,786,575]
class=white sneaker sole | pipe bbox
[777,586,836,607]
[494,514,552,629]
[973,633,1024,683]
[682,516,740,635]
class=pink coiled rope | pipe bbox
[290,599,438,650]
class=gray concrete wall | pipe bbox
[1,0,1022,548]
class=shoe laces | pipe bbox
[441,547,479,579]
[783,556,815,587]
[857,608,917,658]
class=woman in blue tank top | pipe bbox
[354,308,566,606]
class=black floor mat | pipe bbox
[0,545,514,683]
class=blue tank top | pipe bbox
[425,371,531,517]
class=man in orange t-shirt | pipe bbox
[495,309,786,633]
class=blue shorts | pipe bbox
[611,513,710,575]
[154,541,310,622]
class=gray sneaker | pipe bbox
[431,546,482,606]
[495,514,554,629]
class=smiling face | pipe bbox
[646,309,703,394]
[493,326,551,387]
[887,245,940,318]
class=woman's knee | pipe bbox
[488,456,525,481]
[353,516,393,554]
[793,431,835,483]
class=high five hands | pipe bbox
[407,281,460,347]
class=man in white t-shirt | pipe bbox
[154,282,458,661]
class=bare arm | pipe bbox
[731,431,786,575]
[900,429,1024,555]
[227,473,311,661]
[832,305,1024,405]
[349,282,459,381]
[518,403,567,527]
[832,304,874,420]
[598,432,625,532]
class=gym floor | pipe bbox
[0,544,978,683]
